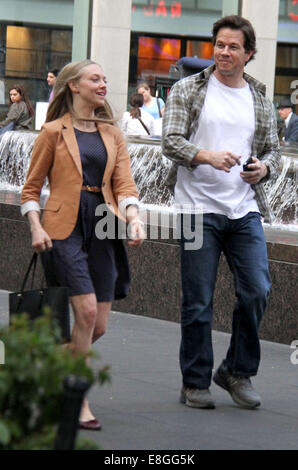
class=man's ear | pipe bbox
[245,50,254,64]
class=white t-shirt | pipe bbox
[120,108,155,136]
[175,73,259,219]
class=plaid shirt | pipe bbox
[162,65,280,223]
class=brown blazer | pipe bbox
[21,113,139,239]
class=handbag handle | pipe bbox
[138,117,150,135]
[155,91,162,118]
[20,253,46,292]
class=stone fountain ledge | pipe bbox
[0,132,297,344]
[0,191,297,345]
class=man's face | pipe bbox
[214,27,254,78]
[278,107,292,120]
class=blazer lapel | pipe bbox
[61,113,82,176]
[97,122,116,180]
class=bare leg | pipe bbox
[71,293,98,354]
[80,302,112,422]
[92,301,112,343]
[70,293,98,422]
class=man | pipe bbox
[162,15,280,409]
[278,97,298,143]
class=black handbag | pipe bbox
[9,253,71,343]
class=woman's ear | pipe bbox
[68,81,79,94]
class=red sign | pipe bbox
[132,1,182,18]
[156,0,167,16]
[289,0,298,21]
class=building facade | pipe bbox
[0,0,297,122]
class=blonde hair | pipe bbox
[46,59,115,124]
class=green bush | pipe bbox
[0,311,110,450]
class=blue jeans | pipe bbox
[179,212,271,389]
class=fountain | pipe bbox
[0,131,39,190]
[0,131,297,344]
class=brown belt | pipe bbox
[82,185,101,193]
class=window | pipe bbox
[0,23,72,111]
[128,32,214,105]
[275,44,298,114]
[137,36,181,79]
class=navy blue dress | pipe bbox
[42,128,130,301]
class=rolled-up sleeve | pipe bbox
[259,102,281,182]
[21,127,54,215]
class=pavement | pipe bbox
[1,289,298,451]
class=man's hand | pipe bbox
[193,149,241,172]
[240,157,268,184]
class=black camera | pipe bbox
[243,156,254,172]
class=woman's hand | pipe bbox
[31,227,53,253]
[125,205,145,246]
[27,210,52,253]
[127,217,146,246]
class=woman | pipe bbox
[47,68,59,103]
[21,59,145,430]
[136,82,165,120]
[0,85,34,131]
[121,92,154,136]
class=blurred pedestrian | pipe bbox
[47,68,60,103]
[0,84,34,132]
[136,82,165,120]
[277,97,298,143]
[121,92,154,136]
[21,59,145,430]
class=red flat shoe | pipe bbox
[79,419,102,431]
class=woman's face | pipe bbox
[47,73,57,87]
[137,86,151,103]
[9,89,22,103]
[72,64,107,109]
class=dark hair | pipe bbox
[9,84,35,117]
[212,15,257,63]
[49,68,60,77]
[129,93,144,119]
